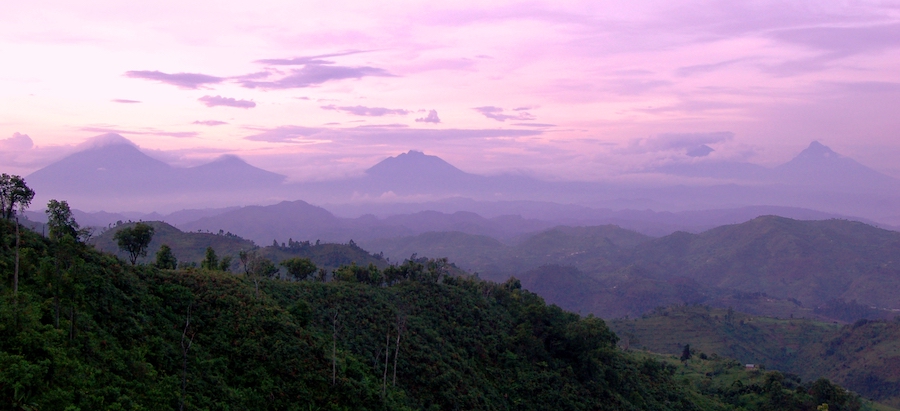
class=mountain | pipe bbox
[651,140,900,192]
[774,141,900,190]
[26,133,287,211]
[27,136,174,195]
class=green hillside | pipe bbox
[92,221,386,272]
[609,305,900,408]
[2,217,873,410]
[366,217,900,320]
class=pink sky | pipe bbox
[2,0,900,181]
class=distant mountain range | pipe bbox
[361,216,900,320]
[21,133,900,226]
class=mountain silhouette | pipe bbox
[773,141,899,189]
[26,133,287,210]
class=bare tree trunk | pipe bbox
[69,304,75,340]
[392,319,403,386]
[180,305,194,411]
[14,217,19,295]
[332,310,338,386]
[382,330,390,397]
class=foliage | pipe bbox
[155,244,177,269]
[113,222,154,265]
[0,219,786,411]
[45,199,80,241]
[0,174,35,220]
[280,257,317,281]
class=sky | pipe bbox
[2,0,900,182]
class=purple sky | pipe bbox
[2,1,900,181]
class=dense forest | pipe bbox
[0,214,874,410]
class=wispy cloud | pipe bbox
[415,110,441,123]
[244,126,326,143]
[241,65,393,89]
[244,124,541,145]
[255,50,369,65]
[198,95,256,108]
[124,70,225,89]
[321,105,409,116]
[80,126,199,138]
[111,99,141,104]
[473,106,536,122]
[193,120,229,126]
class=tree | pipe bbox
[201,247,219,271]
[114,223,154,265]
[155,244,178,269]
[681,344,692,362]
[46,199,79,240]
[280,257,317,281]
[0,173,35,220]
[219,255,233,272]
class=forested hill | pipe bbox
[366,216,900,320]
[91,220,386,271]
[0,218,868,410]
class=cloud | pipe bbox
[244,126,326,142]
[244,124,541,145]
[321,105,410,116]
[241,65,393,89]
[686,144,715,157]
[198,95,256,108]
[473,106,536,122]
[255,50,368,66]
[624,132,735,156]
[415,110,441,123]
[193,120,229,126]
[512,123,555,128]
[80,127,199,138]
[111,99,141,104]
[772,23,900,57]
[0,132,34,152]
[675,59,746,77]
[124,70,225,89]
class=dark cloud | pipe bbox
[193,120,229,126]
[0,132,34,151]
[244,126,326,142]
[198,95,256,108]
[80,127,199,138]
[124,70,224,89]
[415,110,441,123]
[473,106,536,122]
[241,65,393,89]
[111,99,141,104]
[321,105,410,116]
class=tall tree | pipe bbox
[155,244,178,269]
[201,247,219,271]
[46,199,80,240]
[0,173,35,220]
[280,257,317,281]
[114,223,154,265]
